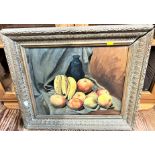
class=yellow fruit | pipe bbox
[87,92,98,100]
[50,95,66,108]
[73,92,86,102]
[54,75,62,95]
[66,80,71,98]
[67,77,77,100]
[98,93,112,107]
[61,75,68,96]
[84,97,98,109]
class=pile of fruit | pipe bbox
[50,75,113,110]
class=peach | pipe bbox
[68,98,83,110]
[73,92,86,102]
[50,95,66,108]
[98,93,112,108]
[96,89,109,96]
[77,78,94,93]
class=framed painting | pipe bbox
[0,25,154,130]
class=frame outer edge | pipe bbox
[0,25,154,130]
[126,29,154,129]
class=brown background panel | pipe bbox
[89,47,128,100]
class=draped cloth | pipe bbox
[26,47,121,115]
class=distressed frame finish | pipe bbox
[0,25,154,130]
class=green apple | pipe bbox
[87,92,98,100]
[84,96,98,109]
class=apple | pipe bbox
[87,92,98,100]
[68,98,83,110]
[97,93,112,108]
[84,96,98,109]
[77,78,94,93]
[73,92,86,102]
[96,89,109,96]
[50,95,66,108]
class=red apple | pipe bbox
[96,89,109,96]
[68,98,83,110]
[77,78,94,93]
[73,92,86,102]
[50,95,66,108]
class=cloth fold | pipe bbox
[26,47,93,115]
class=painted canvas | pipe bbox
[25,46,128,115]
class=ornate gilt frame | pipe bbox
[0,25,154,130]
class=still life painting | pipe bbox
[25,46,128,115]
[1,25,153,130]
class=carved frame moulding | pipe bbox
[0,25,154,130]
